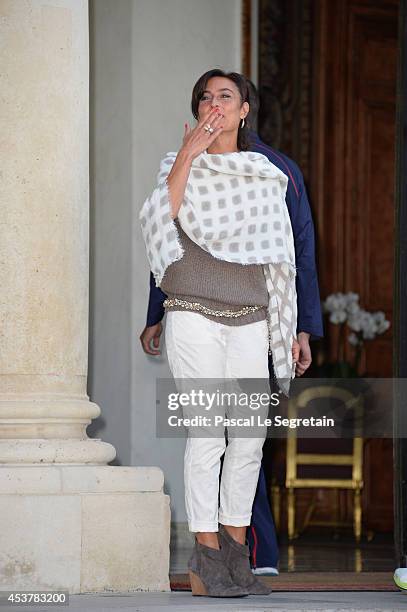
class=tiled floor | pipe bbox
[171,531,395,574]
[278,532,395,573]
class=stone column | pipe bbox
[0,0,170,593]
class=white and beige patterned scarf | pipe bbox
[139,150,298,396]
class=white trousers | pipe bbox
[164,310,270,533]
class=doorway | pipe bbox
[255,0,400,575]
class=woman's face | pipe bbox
[197,76,249,132]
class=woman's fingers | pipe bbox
[182,122,193,147]
[203,110,224,137]
[205,116,223,139]
[190,115,223,149]
[198,106,218,127]
[208,112,223,128]
[197,106,222,129]
[182,108,224,158]
[206,124,224,144]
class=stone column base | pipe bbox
[0,466,171,593]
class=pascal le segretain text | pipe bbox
[167,415,335,429]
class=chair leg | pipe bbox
[288,488,295,540]
[300,490,317,535]
[271,484,281,533]
[354,488,362,543]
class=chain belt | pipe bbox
[163,297,272,355]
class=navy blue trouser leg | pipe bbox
[247,358,279,568]
[247,463,279,568]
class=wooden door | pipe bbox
[257,0,399,533]
[311,0,399,531]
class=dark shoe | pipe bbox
[218,524,273,595]
[188,537,249,598]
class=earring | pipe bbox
[240,117,245,129]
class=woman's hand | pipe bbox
[180,107,224,161]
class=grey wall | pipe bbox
[88,0,133,466]
[90,0,242,524]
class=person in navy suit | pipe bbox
[140,79,324,574]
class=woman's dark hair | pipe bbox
[191,69,252,151]
[245,78,260,121]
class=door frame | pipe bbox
[394,0,407,569]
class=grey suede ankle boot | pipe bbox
[187,537,249,597]
[218,524,273,595]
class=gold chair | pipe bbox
[285,386,364,542]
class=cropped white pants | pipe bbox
[164,310,270,533]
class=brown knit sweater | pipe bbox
[160,219,269,326]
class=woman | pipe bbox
[139,69,299,598]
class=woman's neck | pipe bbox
[206,132,240,154]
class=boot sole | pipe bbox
[189,570,248,597]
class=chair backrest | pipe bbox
[285,386,364,490]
